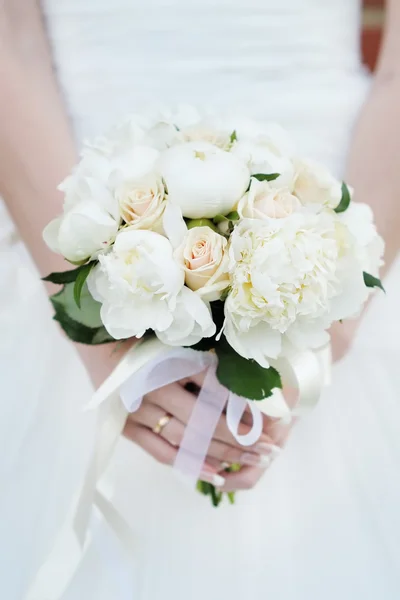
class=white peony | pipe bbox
[159,141,250,218]
[174,226,230,301]
[224,212,373,367]
[293,158,342,209]
[238,178,301,220]
[87,228,215,345]
[156,286,216,346]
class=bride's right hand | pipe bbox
[123,371,282,489]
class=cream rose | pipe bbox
[175,226,230,301]
[293,158,342,209]
[238,179,301,220]
[116,174,166,230]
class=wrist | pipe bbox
[77,339,136,389]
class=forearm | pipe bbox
[345,0,400,274]
[0,2,77,275]
[0,2,124,386]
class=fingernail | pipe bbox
[241,453,271,468]
[254,443,282,457]
[202,463,216,473]
[200,472,226,487]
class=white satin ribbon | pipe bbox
[28,338,331,600]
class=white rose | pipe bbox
[159,141,250,218]
[238,179,301,220]
[224,212,370,366]
[43,166,120,262]
[87,228,215,345]
[116,174,166,231]
[156,286,216,346]
[175,226,230,301]
[293,158,342,209]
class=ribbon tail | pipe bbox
[173,361,228,485]
[226,394,263,446]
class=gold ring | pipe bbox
[152,413,172,435]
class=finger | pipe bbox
[130,403,268,469]
[123,420,178,466]
[144,382,196,425]
[129,402,183,446]
[123,421,219,479]
[265,418,294,447]
[181,375,279,449]
[156,382,274,450]
[218,466,266,492]
[179,372,206,389]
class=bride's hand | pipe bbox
[123,371,283,490]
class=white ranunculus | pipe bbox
[224,212,373,366]
[116,174,166,231]
[156,286,216,346]
[174,226,230,301]
[293,158,342,209]
[238,179,301,220]
[87,228,216,345]
[159,141,250,218]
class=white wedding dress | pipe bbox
[2,1,400,599]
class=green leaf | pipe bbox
[252,173,280,182]
[213,211,239,225]
[73,263,94,308]
[334,182,351,213]
[363,271,385,293]
[186,218,218,232]
[227,492,236,505]
[213,214,228,224]
[220,286,231,302]
[49,280,114,345]
[230,130,237,144]
[215,339,282,400]
[42,264,90,285]
[52,303,114,345]
[209,485,223,507]
[67,258,90,266]
[51,281,103,328]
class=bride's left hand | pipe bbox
[123,371,293,493]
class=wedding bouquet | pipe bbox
[43,106,384,505]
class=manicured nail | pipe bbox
[200,472,226,487]
[254,443,281,457]
[241,453,271,468]
[202,463,216,473]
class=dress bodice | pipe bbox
[1,0,371,243]
[42,0,369,167]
